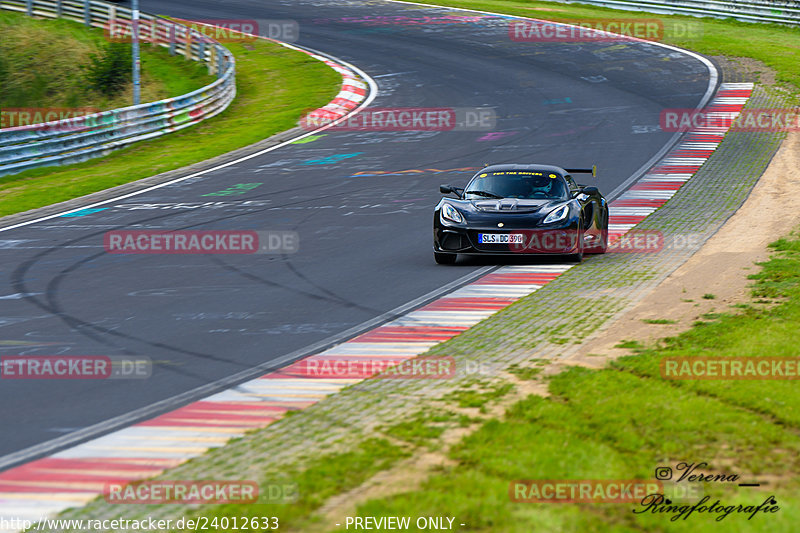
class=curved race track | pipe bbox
[0,0,713,465]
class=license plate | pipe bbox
[478,233,523,244]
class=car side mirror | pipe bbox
[581,186,599,195]
[440,185,463,197]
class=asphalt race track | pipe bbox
[0,0,713,464]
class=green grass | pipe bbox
[614,340,643,350]
[445,382,515,411]
[642,318,677,325]
[405,0,800,94]
[383,409,477,448]
[0,11,210,110]
[508,363,544,379]
[330,229,800,531]
[166,438,410,533]
[0,16,340,217]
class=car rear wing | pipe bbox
[564,165,597,177]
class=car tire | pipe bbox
[567,227,584,262]
[567,249,583,263]
[434,251,457,265]
[594,212,609,254]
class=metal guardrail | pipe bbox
[560,0,800,26]
[0,0,236,177]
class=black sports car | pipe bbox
[433,164,608,264]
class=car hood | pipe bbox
[470,198,561,213]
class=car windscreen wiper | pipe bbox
[465,190,503,199]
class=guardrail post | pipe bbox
[169,23,176,55]
[184,31,193,60]
[149,16,157,47]
[217,45,224,79]
[56,0,62,18]
[208,45,217,76]
[83,0,90,27]
[132,0,141,106]
[198,40,206,69]
[25,0,32,16]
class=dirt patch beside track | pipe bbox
[568,131,800,367]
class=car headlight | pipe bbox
[542,203,570,224]
[441,203,464,224]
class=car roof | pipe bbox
[477,164,568,175]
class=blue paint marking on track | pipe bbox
[301,153,363,165]
[59,208,109,218]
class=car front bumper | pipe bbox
[434,223,582,255]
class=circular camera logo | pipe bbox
[654,467,673,480]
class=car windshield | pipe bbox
[464,171,568,200]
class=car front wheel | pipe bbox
[567,228,584,263]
